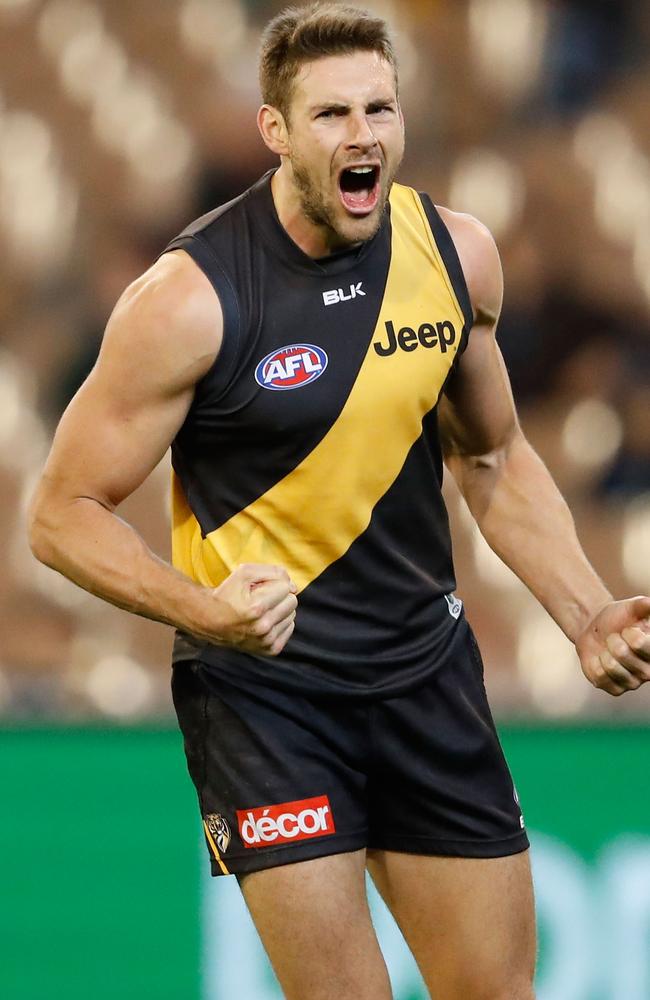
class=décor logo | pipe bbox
[237,795,336,847]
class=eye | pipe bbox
[316,107,346,120]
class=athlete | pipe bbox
[29,5,650,1000]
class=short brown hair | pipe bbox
[259,3,398,121]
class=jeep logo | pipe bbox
[373,319,457,357]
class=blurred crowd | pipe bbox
[0,0,649,721]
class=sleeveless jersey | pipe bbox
[164,170,474,698]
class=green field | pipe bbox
[1,725,649,999]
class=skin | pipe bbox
[29,47,650,1000]
[257,50,404,256]
[241,850,536,1000]
[28,253,297,656]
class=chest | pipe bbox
[227,241,462,441]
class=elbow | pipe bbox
[28,512,52,567]
[467,425,523,473]
[27,493,60,568]
[448,428,526,522]
[462,427,525,484]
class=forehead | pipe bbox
[291,51,397,108]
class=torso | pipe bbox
[165,171,475,698]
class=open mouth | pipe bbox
[338,164,380,214]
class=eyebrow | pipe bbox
[311,98,396,113]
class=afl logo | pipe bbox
[255,343,328,391]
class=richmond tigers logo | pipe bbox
[204,813,231,854]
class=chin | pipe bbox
[336,207,383,245]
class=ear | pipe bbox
[257,104,290,156]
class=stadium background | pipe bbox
[0,0,649,997]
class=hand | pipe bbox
[576,596,650,696]
[197,563,298,656]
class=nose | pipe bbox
[345,112,378,153]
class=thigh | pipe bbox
[367,848,536,1000]
[240,850,392,1000]
[368,622,528,858]
[171,661,368,877]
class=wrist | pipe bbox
[168,578,227,643]
[566,589,613,645]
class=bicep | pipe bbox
[41,362,194,511]
[440,323,519,464]
[37,254,221,511]
[436,208,518,465]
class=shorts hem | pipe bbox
[211,831,368,877]
[367,830,530,859]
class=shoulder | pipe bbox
[435,206,503,326]
[101,249,222,389]
[114,249,222,346]
[169,173,268,248]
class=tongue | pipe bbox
[341,187,374,208]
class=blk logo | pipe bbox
[322,282,365,306]
[373,319,457,357]
[255,343,328,391]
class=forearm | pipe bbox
[29,493,216,639]
[450,432,611,642]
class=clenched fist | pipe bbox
[576,596,650,696]
[194,563,298,656]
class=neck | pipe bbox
[270,164,359,259]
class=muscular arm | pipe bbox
[439,209,650,694]
[29,251,297,655]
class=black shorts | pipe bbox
[171,624,529,877]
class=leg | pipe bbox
[239,849,393,1000]
[367,848,536,1000]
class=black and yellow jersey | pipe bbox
[164,170,474,698]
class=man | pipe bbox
[29,4,650,999]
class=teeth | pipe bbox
[349,166,374,174]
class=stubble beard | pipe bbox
[290,153,397,249]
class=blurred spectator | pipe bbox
[499,288,643,404]
[0,0,649,720]
[49,230,160,416]
[541,0,638,116]
[597,383,650,498]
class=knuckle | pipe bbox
[610,637,629,660]
[593,670,611,690]
[252,616,269,637]
[628,633,645,653]
[597,674,620,694]
[271,623,294,656]
[264,623,279,644]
